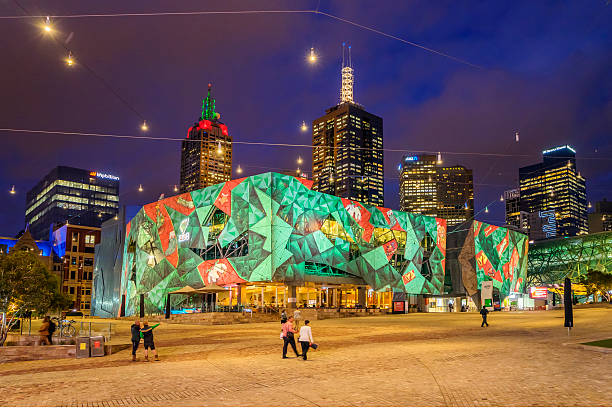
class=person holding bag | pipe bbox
[281,316,300,359]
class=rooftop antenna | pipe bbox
[340,42,354,104]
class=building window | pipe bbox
[70,270,76,280]
[85,235,95,245]
[72,245,78,252]
[84,258,94,267]
[71,257,77,265]
[69,287,75,294]
[72,232,78,242]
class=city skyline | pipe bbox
[1,1,611,235]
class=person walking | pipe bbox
[298,320,314,361]
[130,319,141,361]
[281,316,300,359]
[480,306,490,327]
[293,309,302,330]
[280,309,287,324]
[47,316,56,344]
[38,316,51,345]
[140,321,160,361]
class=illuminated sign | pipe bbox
[539,210,557,238]
[90,171,120,181]
[529,287,548,299]
[542,145,576,155]
[404,156,418,162]
[178,232,190,243]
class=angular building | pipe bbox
[398,155,474,226]
[519,145,587,237]
[116,172,528,315]
[312,45,384,206]
[180,84,232,193]
[25,166,119,240]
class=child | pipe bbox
[139,321,160,361]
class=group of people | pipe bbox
[280,309,316,360]
[130,320,160,361]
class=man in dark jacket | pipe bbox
[130,320,141,361]
[480,307,490,327]
[140,321,160,361]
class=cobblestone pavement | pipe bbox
[1,306,611,406]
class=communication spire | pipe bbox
[340,43,354,103]
[201,83,217,121]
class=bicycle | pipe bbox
[51,317,77,337]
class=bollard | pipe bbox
[89,322,92,337]
[108,323,112,340]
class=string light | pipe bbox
[66,52,74,66]
[98,212,102,218]
[236,165,243,174]
[43,16,52,33]
[437,152,442,164]
[138,184,143,192]
[10,185,16,195]
[588,202,592,209]
[301,121,308,132]
[500,194,504,202]
[308,47,317,63]
[485,206,489,213]
[297,156,303,165]
[114,215,119,220]
[173,185,178,192]
[140,120,148,132]
[296,168,301,174]
[217,141,223,155]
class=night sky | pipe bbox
[1,0,611,236]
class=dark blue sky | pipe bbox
[1,0,611,235]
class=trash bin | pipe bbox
[90,336,105,357]
[76,337,90,358]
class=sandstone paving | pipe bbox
[1,306,611,406]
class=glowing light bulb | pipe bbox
[141,120,148,131]
[301,121,308,132]
[138,184,143,192]
[10,185,16,195]
[173,185,178,192]
[43,16,52,33]
[66,52,74,66]
[588,202,592,209]
[500,195,504,202]
[515,131,519,142]
[296,168,301,174]
[217,141,223,155]
[297,156,303,165]
[485,206,489,213]
[114,215,118,221]
[236,165,243,174]
[437,152,442,164]
[98,212,102,218]
[309,47,317,63]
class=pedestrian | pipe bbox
[293,308,302,330]
[38,316,51,346]
[298,320,314,361]
[480,306,489,327]
[47,316,56,344]
[448,301,453,313]
[130,319,141,361]
[280,309,287,324]
[140,320,160,361]
[281,316,300,359]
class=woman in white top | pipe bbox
[298,320,314,361]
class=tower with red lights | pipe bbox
[179,84,233,193]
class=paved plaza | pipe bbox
[1,306,611,407]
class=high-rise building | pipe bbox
[25,166,119,240]
[519,145,587,237]
[312,45,384,206]
[398,155,474,226]
[53,223,101,313]
[180,84,232,193]
[588,198,612,233]
[504,189,529,233]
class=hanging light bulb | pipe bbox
[588,202,592,209]
[236,165,243,174]
[141,120,148,132]
[43,16,52,33]
[66,52,74,67]
[216,141,223,155]
[500,194,504,202]
[138,184,143,192]
[309,47,317,64]
[485,206,489,213]
[98,212,102,218]
[9,185,16,195]
[173,185,178,192]
[297,156,303,165]
[437,152,442,164]
[301,121,308,132]
[464,202,468,210]
[114,215,119,221]
[428,175,432,182]
[515,131,519,142]
[296,168,301,174]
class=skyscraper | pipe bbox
[180,84,232,193]
[25,166,119,240]
[504,188,528,232]
[519,145,587,237]
[312,45,384,206]
[398,155,474,226]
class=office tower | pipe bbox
[588,198,612,233]
[25,166,119,240]
[519,145,587,237]
[398,155,474,226]
[180,84,232,193]
[312,45,384,206]
[504,189,529,233]
[53,224,101,313]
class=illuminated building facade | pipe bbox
[114,172,528,316]
[25,166,119,240]
[53,224,101,313]
[399,155,474,226]
[588,198,612,233]
[519,145,587,237]
[180,84,232,193]
[312,46,384,206]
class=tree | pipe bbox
[0,251,71,346]
[578,270,612,303]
